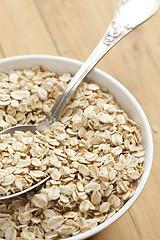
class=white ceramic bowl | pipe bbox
[0,55,153,240]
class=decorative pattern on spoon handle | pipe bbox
[103,0,133,46]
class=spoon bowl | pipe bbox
[0,124,38,135]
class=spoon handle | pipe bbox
[39,0,160,129]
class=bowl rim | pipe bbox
[0,54,153,240]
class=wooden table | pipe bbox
[0,0,160,239]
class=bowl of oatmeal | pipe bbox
[0,55,152,240]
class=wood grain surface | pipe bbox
[0,0,160,239]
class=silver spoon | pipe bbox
[0,0,159,200]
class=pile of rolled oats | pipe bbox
[0,67,144,239]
